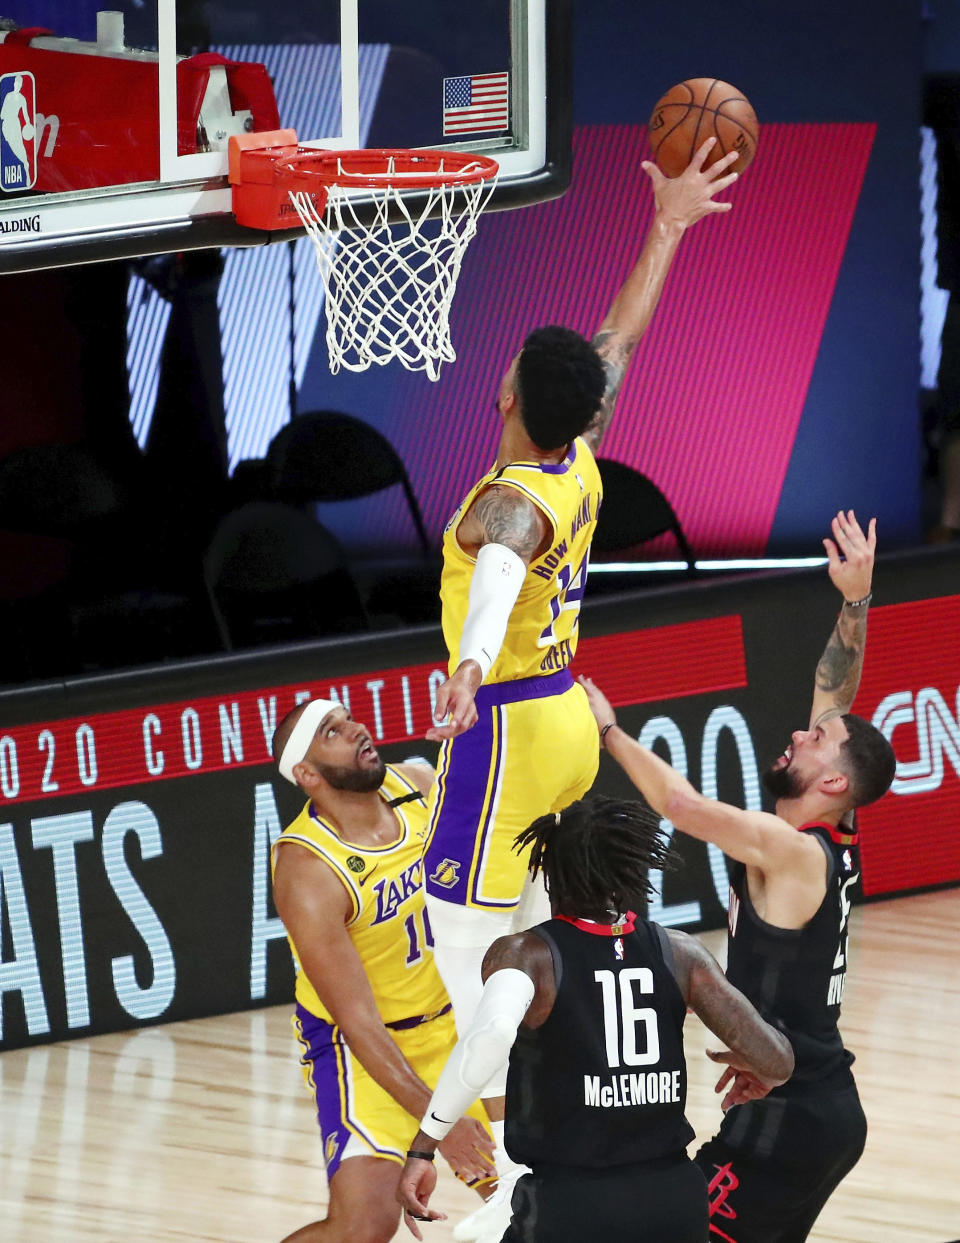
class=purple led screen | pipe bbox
[308,122,875,557]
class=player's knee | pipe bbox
[326,1170,402,1243]
[329,1203,399,1243]
[354,1222,398,1243]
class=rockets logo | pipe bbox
[0,71,38,192]
[706,1162,741,1243]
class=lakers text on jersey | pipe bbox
[272,764,446,1025]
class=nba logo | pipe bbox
[614,938,624,960]
[0,71,38,192]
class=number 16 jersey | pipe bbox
[505,914,694,1169]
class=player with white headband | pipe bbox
[269,698,495,1243]
[276,696,341,783]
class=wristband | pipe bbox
[843,592,872,608]
[406,1149,436,1162]
[599,722,616,747]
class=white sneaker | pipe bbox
[476,1195,519,1243]
[453,1164,526,1243]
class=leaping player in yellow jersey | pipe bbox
[421,138,741,1242]
[270,698,495,1243]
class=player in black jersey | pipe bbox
[578,509,897,1243]
[396,796,794,1243]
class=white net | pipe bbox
[291,169,497,382]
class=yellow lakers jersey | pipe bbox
[272,766,448,1026]
[441,437,603,682]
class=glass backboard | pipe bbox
[0,0,571,272]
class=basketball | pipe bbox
[647,78,758,178]
[21,123,35,141]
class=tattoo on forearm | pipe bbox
[583,331,631,453]
[473,487,543,560]
[690,950,788,1081]
[815,609,867,709]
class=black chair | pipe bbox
[203,501,370,651]
[262,411,440,625]
[593,458,696,573]
[265,410,431,554]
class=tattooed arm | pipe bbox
[809,511,877,728]
[581,139,740,456]
[667,929,794,1109]
[426,485,550,741]
[459,483,551,564]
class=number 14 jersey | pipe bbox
[440,437,602,682]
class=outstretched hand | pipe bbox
[641,137,740,227]
[706,1048,781,1111]
[577,674,616,733]
[437,1117,496,1185]
[823,510,876,603]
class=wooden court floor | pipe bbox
[1,888,957,1243]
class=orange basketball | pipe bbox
[647,78,758,178]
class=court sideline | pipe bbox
[0,888,957,1242]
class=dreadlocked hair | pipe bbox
[513,795,680,920]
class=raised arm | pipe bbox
[809,511,876,728]
[577,675,823,882]
[582,139,740,455]
[667,929,794,1109]
[272,845,494,1184]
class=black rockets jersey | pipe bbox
[504,914,695,1169]
[726,821,860,1087]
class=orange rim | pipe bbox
[276,148,499,191]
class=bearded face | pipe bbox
[316,755,386,793]
[761,757,811,801]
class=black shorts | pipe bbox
[694,1078,867,1243]
[500,1153,708,1243]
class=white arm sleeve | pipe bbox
[458,542,526,681]
[419,968,535,1141]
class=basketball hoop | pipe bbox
[232,139,499,381]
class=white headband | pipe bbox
[278,698,341,785]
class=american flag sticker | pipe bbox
[442,72,509,136]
